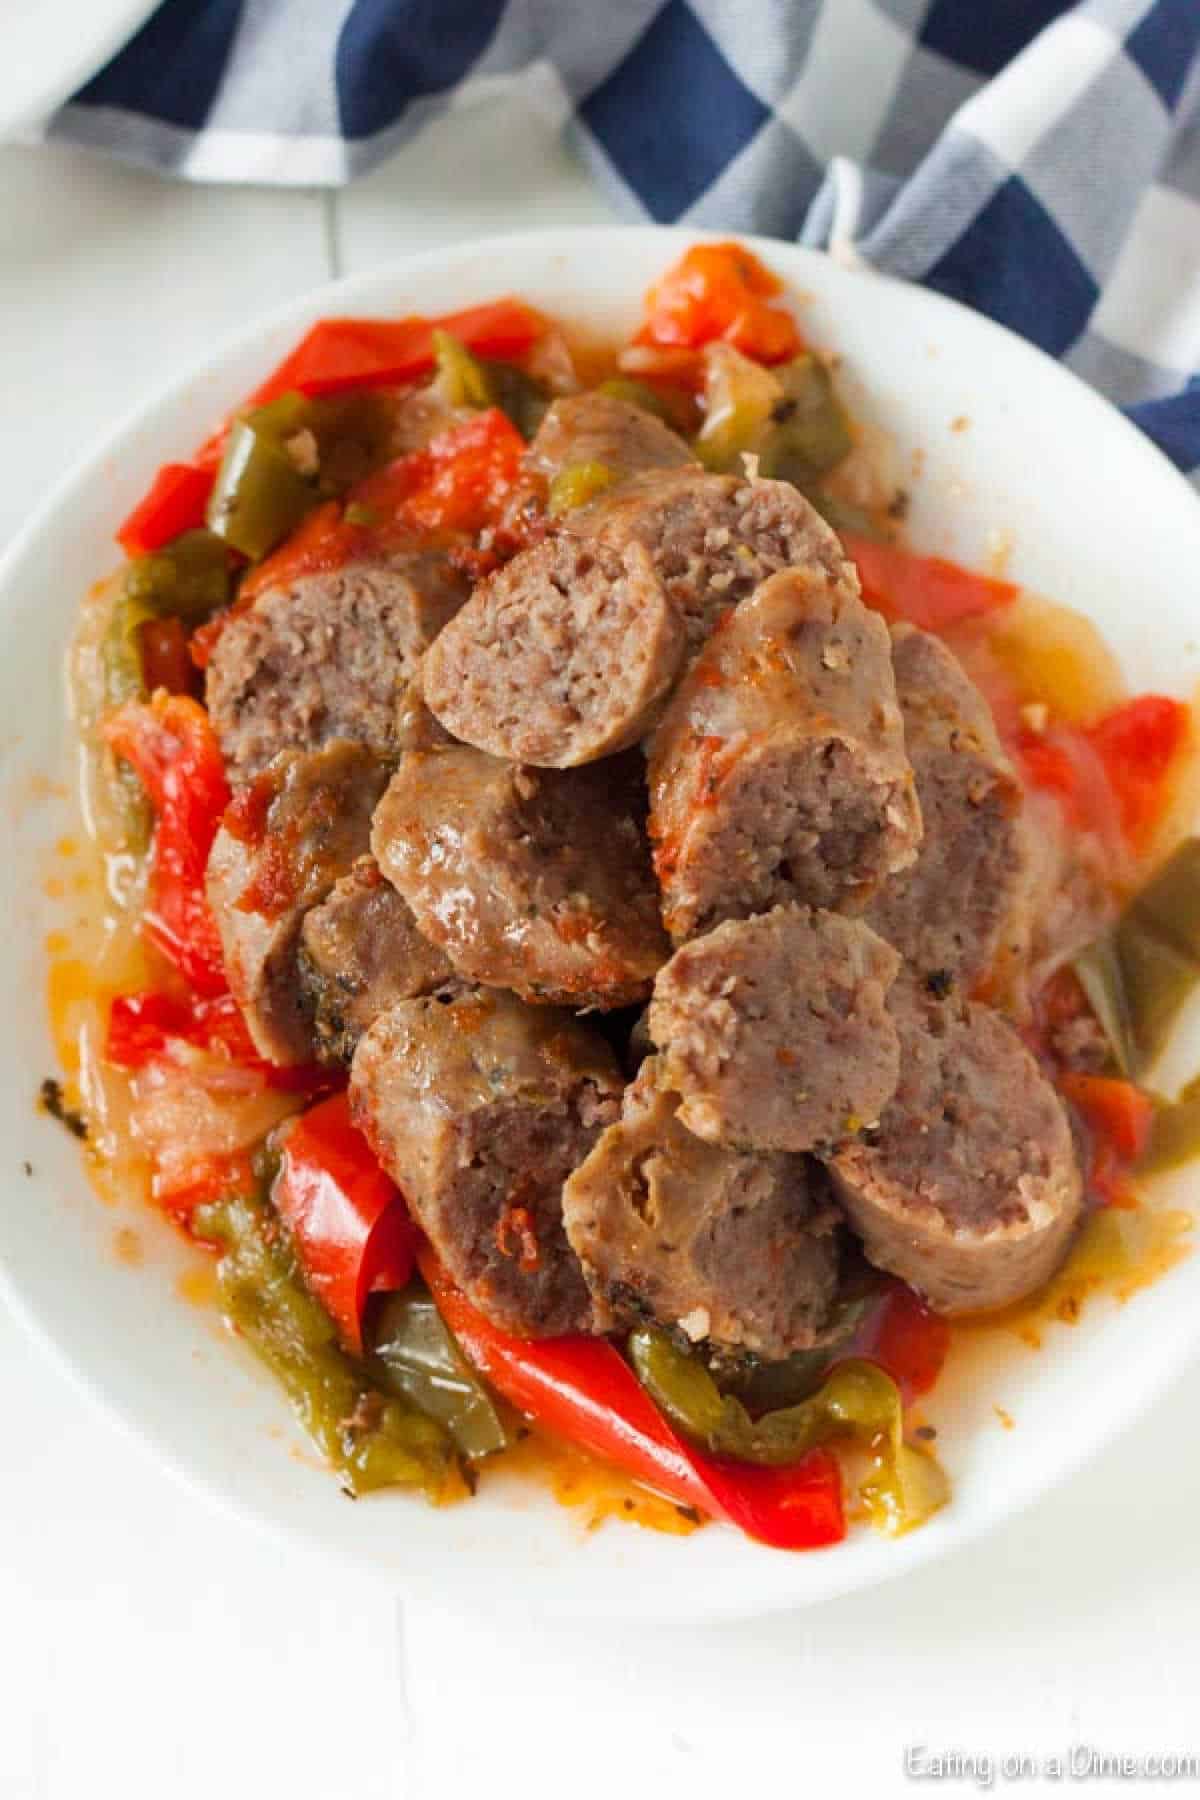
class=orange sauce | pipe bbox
[113,1225,144,1266]
[486,1431,704,1538]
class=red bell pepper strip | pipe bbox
[369,406,525,537]
[272,1092,419,1356]
[235,501,347,608]
[138,616,193,695]
[420,1250,845,1550]
[1085,694,1189,851]
[1059,1072,1156,1208]
[128,298,546,553]
[1014,721,1126,863]
[1016,695,1189,856]
[856,1281,951,1403]
[105,988,329,1094]
[103,694,231,996]
[843,532,1019,632]
[116,462,217,557]
[107,988,245,1067]
[636,242,803,365]
[248,298,548,407]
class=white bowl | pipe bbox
[1,228,1198,1622]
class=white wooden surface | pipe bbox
[2,115,1199,1800]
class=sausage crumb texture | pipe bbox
[422,536,686,767]
[648,903,902,1152]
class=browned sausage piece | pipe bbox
[206,742,391,1064]
[562,1058,840,1357]
[421,536,685,767]
[206,551,468,778]
[827,981,1083,1314]
[568,467,854,650]
[298,856,456,1064]
[350,989,623,1337]
[647,565,922,939]
[371,745,669,1008]
[865,625,1031,990]
[524,391,696,484]
[394,678,456,752]
[649,905,901,1151]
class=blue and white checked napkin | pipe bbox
[34,0,1200,482]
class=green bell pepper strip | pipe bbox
[432,330,550,438]
[710,1294,874,1413]
[629,1330,947,1538]
[597,376,674,420]
[431,329,494,410]
[122,528,232,622]
[692,348,852,484]
[206,383,447,559]
[195,1189,459,1500]
[369,1284,516,1461]
[758,354,853,485]
[547,461,617,516]
[693,343,779,471]
[1073,837,1200,1080]
[104,530,231,709]
[99,595,156,850]
[206,415,318,561]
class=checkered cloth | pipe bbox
[36,0,1200,481]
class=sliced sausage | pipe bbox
[350,989,623,1337]
[422,536,685,767]
[827,981,1083,1314]
[206,742,390,1064]
[371,746,669,1008]
[525,391,695,484]
[562,1057,841,1358]
[866,625,1031,991]
[649,904,901,1151]
[206,551,468,778]
[568,467,854,650]
[647,565,922,939]
[298,856,456,1064]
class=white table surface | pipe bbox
[2,110,1199,1800]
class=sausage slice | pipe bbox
[648,565,922,939]
[827,981,1083,1314]
[206,742,391,1064]
[866,625,1030,990]
[649,904,901,1151]
[422,537,685,767]
[350,989,623,1337]
[525,391,695,484]
[298,856,456,1064]
[206,551,467,777]
[371,745,669,1008]
[569,467,854,650]
[562,1058,841,1358]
